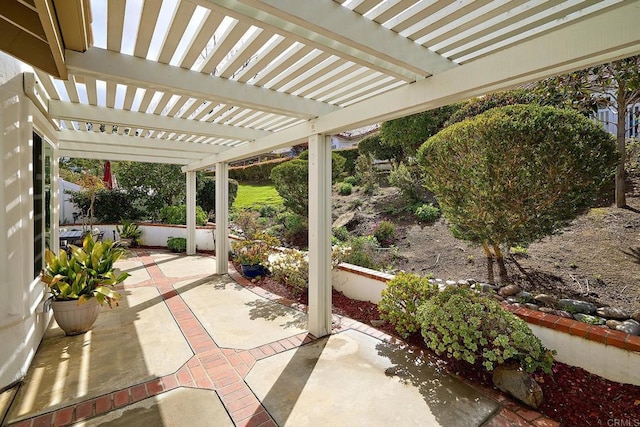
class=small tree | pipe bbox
[197,177,239,218]
[76,172,105,230]
[418,105,617,261]
[534,55,640,207]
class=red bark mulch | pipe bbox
[238,267,640,427]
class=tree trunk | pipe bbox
[615,90,627,208]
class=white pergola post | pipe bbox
[308,133,332,337]
[215,162,229,274]
[186,170,196,255]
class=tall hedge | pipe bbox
[418,104,617,259]
[229,157,291,182]
[197,177,238,217]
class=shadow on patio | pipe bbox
[1,249,552,426]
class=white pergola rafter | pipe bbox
[65,48,340,119]
[58,130,222,164]
[185,0,640,170]
[48,100,269,142]
[198,0,456,81]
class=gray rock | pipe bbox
[534,294,558,308]
[573,313,606,325]
[596,307,631,320]
[606,320,623,329]
[558,299,596,314]
[371,319,386,327]
[524,303,540,311]
[506,296,520,304]
[492,364,543,408]
[491,294,505,302]
[498,284,522,297]
[445,280,457,286]
[555,310,574,319]
[538,307,555,314]
[515,291,535,303]
[457,279,469,286]
[478,283,499,293]
[616,320,640,336]
[332,211,356,229]
[632,310,640,323]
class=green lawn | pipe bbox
[233,183,283,209]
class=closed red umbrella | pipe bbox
[103,161,113,189]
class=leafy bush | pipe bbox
[343,235,379,269]
[373,220,397,247]
[378,272,438,338]
[413,203,440,223]
[232,232,280,266]
[270,159,309,217]
[418,286,555,373]
[116,219,142,245]
[343,176,359,186]
[197,177,238,217]
[268,249,309,294]
[418,105,617,259]
[167,237,187,253]
[69,188,143,223]
[229,157,292,182]
[277,211,308,248]
[338,182,353,195]
[258,204,280,218]
[355,154,378,195]
[332,226,350,242]
[159,205,208,226]
[335,147,359,176]
[444,89,536,126]
[388,161,431,203]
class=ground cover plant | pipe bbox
[233,183,283,209]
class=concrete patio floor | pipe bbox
[1,250,559,426]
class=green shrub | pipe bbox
[418,104,617,259]
[418,286,555,373]
[344,235,379,269]
[258,204,279,218]
[444,89,536,126]
[336,147,359,176]
[229,157,292,182]
[355,153,378,195]
[270,159,309,217]
[378,272,438,338]
[338,182,353,195]
[159,205,208,226]
[373,220,397,247]
[197,177,238,217]
[388,161,431,203]
[275,211,308,248]
[268,249,309,294]
[413,203,440,223]
[167,237,187,253]
[69,188,143,223]
[332,226,350,242]
[343,176,359,186]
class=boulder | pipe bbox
[493,364,543,408]
[515,291,535,303]
[332,211,357,229]
[632,310,640,323]
[606,320,623,329]
[534,294,558,308]
[573,313,606,325]
[616,320,640,336]
[524,303,540,311]
[558,299,596,314]
[498,284,521,297]
[596,307,631,320]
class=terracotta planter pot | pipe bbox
[51,298,101,336]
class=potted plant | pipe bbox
[116,219,142,248]
[232,232,280,278]
[41,235,130,335]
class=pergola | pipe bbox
[3,0,639,338]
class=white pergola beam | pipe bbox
[59,141,209,163]
[200,0,455,81]
[58,130,224,154]
[57,150,194,165]
[65,48,339,119]
[185,0,640,170]
[49,100,269,141]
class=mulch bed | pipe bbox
[235,264,640,427]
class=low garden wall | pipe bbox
[60,223,216,251]
[332,262,640,386]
